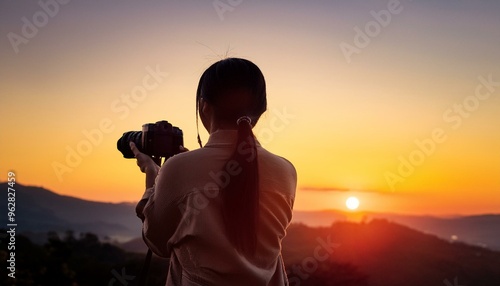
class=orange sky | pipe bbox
[1,1,499,215]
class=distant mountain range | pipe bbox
[292,210,500,251]
[0,182,141,243]
[3,183,500,285]
[2,183,500,251]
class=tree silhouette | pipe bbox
[287,261,369,286]
[1,230,144,286]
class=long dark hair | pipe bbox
[196,58,267,255]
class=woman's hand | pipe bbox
[130,142,160,188]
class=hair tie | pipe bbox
[236,116,252,125]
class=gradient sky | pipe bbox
[1,0,499,215]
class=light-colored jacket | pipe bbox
[141,129,297,285]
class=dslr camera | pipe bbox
[117,120,183,160]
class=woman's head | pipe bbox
[196,58,267,132]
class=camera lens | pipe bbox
[117,131,142,158]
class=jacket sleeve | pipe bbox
[141,157,184,258]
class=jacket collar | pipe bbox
[204,129,261,148]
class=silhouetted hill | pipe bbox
[0,230,148,286]
[121,219,500,285]
[0,182,141,241]
[367,212,500,250]
[3,221,499,286]
[293,209,500,250]
[2,183,500,285]
[282,220,500,286]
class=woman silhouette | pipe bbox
[132,58,297,285]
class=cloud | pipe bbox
[299,186,391,195]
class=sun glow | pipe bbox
[346,196,360,210]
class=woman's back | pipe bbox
[142,130,296,285]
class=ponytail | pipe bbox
[221,116,259,255]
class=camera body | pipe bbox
[117,120,183,159]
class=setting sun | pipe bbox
[346,196,360,210]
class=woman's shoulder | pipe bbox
[160,146,229,178]
[258,147,297,177]
[164,146,216,165]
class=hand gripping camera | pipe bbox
[117,120,183,162]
